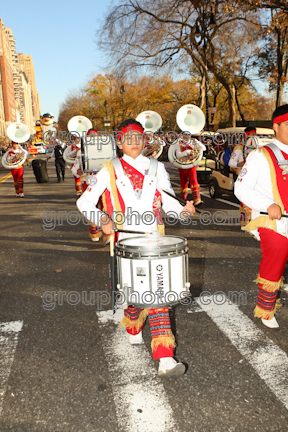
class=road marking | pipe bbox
[97,310,178,432]
[201,192,240,208]
[0,321,23,413]
[0,157,34,184]
[170,180,240,209]
[196,299,288,410]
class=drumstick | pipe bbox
[260,211,288,219]
[161,189,202,213]
[114,228,150,235]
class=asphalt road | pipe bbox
[0,156,288,432]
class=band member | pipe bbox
[48,139,66,182]
[67,135,82,196]
[235,104,288,328]
[243,127,257,158]
[175,137,202,205]
[77,119,195,376]
[7,142,28,197]
[229,131,253,230]
[72,131,103,242]
[228,137,245,175]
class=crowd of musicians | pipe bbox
[2,103,288,376]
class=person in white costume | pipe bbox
[235,104,288,329]
[77,119,195,377]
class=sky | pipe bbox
[1,1,287,124]
[1,0,110,120]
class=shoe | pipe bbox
[15,194,20,197]
[283,284,288,292]
[57,180,61,183]
[76,193,82,197]
[91,237,100,242]
[62,178,65,181]
[194,200,203,206]
[261,316,279,329]
[20,193,25,198]
[158,357,186,377]
[129,331,144,345]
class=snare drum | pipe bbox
[81,135,117,172]
[115,235,190,309]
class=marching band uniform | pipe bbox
[175,141,202,205]
[71,157,102,242]
[228,143,244,175]
[229,138,252,230]
[7,145,28,197]
[235,126,288,327]
[77,133,188,375]
[68,144,82,196]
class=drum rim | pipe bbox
[116,235,187,249]
[115,235,187,257]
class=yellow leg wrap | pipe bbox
[119,308,149,332]
[254,274,284,292]
[151,334,176,351]
[254,302,281,320]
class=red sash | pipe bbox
[266,147,288,212]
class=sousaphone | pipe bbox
[64,115,93,164]
[136,110,164,159]
[168,104,206,169]
[2,123,30,169]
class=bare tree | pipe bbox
[98,0,261,126]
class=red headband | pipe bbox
[246,130,256,136]
[87,128,98,136]
[273,113,288,124]
[117,124,144,142]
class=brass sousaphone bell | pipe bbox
[2,122,30,169]
[136,110,164,159]
[63,115,93,164]
[168,104,206,169]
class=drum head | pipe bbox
[120,236,184,248]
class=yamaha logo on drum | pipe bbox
[156,264,164,299]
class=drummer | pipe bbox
[77,119,195,377]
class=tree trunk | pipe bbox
[198,72,205,109]
[228,84,236,127]
[235,89,246,123]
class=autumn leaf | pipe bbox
[55,269,62,273]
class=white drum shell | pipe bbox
[115,235,190,308]
[82,136,117,171]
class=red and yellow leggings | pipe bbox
[254,228,287,319]
[120,306,175,359]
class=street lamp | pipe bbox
[120,84,125,121]
[195,12,217,132]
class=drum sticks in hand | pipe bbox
[161,189,202,213]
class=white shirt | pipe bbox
[228,146,244,169]
[234,139,288,238]
[77,154,184,232]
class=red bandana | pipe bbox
[273,113,288,124]
[117,124,144,142]
[246,130,256,136]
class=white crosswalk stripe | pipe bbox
[196,299,288,410]
[0,321,23,414]
[97,310,178,432]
